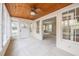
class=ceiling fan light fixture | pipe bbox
[30,7,38,16]
[30,11,36,16]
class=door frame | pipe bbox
[42,15,57,45]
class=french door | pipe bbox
[62,12,78,41]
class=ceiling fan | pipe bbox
[30,5,41,16]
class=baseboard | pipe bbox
[0,37,11,56]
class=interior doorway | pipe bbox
[42,17,56,46]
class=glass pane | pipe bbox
[74,7,79,42]
[75,29,79,42]
[11,21,19,37]
[76,7,79,17]
[30,23,33,32]
[45,25,47,32]
[68,9,75,19]
[75,17,79,42]
[12,22,18,33]
[62,11,68,15]
[48,24,52,32]
[62,12,71,40]
[63,20,71,40]
[36,21,40,33]
[73,29,75,41]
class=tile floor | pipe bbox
[5,37,73,56]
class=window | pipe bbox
[62,8,79,42]
[62,9,75,40]
[62,16,71,40]
[11,21,19,37]
[36,21,40,33]
[44,24,52,32]
[75,7,79,42]
[43,17,56,33]
[30,23,32,32]
[48,24,52,32]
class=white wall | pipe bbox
[0,4,11,55]
[2,4,11,45]
[0,3,3,51]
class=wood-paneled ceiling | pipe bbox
[5,3,71,20]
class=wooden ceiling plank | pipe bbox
[5,3,71,20]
